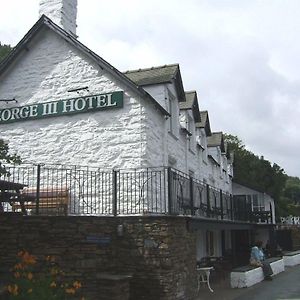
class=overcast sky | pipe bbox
[1,0,300,177]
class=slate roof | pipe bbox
[179,91,201,122]
[180,91,196,109]
[195,111,212,136]
[207,132,225,152]
[124,64,178,86]
[0,15,169,116]
[124,64,186,102]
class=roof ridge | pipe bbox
[0,14,171,117]
[123,63,179,74]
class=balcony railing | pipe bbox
[0,164,272,223]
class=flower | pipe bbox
[14,263,24,270]
[65,287,76,294]
[7,284,18,296]
[27,272,33,280]
[22,252,36,265]
[28,288,33,293]
[14,272,21,278]
[73,281,82,289]
[50,281,57,288]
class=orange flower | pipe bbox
[14,272,21,278]
[22,252,36,265]
[17,250,24,257]
[14,263,24,270]
[50,281,57,288]
[65,287,76,294]
[7,284,18,296]
[27,272,33,280]
[73,281,82,289]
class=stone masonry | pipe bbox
[0,215,198,300]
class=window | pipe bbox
[168,92,177,135]
[187,115,195,152]
[252,195,264,211]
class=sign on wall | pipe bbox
[0,91,123,124]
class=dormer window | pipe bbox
[168,91,178,137]
[187,114,196,152]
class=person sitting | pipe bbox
[250,240,273,281]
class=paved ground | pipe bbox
[197,265,300,300]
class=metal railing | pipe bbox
[0,163,271,222]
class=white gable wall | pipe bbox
[0,29,154,169]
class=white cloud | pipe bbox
[1,0,300,176]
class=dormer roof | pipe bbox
[124,64,186,102]
[207,132,226,153]
[179,91,201,122]
[195,111,212,136]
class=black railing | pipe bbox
[0,164,271,223]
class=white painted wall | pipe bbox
[143,83,233,193]
[232,183,276,223]
[0,21,233,199]
[0,29,153,170]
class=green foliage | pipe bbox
[0,139,21,176]
[224,133,287,206]
[0,42,12,62]
[6,251,84,300]
[284,177,300,204]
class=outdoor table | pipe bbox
[0,180,30,215]
[197,266,214,293]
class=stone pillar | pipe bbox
[39,0,78,37]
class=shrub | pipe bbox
[5,250,85,300]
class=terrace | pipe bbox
[0,163,272,224]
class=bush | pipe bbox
[5,251,85,300]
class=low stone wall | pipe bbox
[0,214,198,300]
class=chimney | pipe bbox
[39,0,78,37]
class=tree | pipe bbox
[284,177,300,205]
[0,139,21,176]
[0,42,12,62]
[224,133,287,204]
[0,43,19,175]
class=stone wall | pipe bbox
[0,214,198,300]
[291,227,300,250]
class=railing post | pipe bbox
[190,176,194,216]
[206,184,210,217]
[220,189,224,220]
[167,167,173,214]
[35,164,41,215]
[112,169,118,217]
